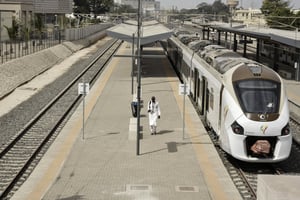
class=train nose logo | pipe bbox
[259,114,266,120]
[260,125,268,134]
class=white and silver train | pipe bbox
[165,36,292,163]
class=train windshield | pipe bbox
[234,79,280,114]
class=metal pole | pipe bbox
[136,0,142,156]
[183,82,186,140]
[295,29,300,81]
[297,62,300,81]
[131,33,135,95]
[0,11,2,64]
[83,79,85,140]
[296,62,300,82]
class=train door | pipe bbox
[196,76,201,105]
[204,79,210,125]
[176,49,183,73]
[193,69,199,102]
[199,76,208,118]
[219,89,230,151]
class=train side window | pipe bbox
[197,78,200,99]
[182,61,190,78]
[206,57,212,64]
[234,79,280,114]
[209,88,214,110]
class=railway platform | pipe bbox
[285,79,300,120]
[11,42,242,200]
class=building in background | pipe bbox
[0,0,73,41]
[34,0,72,14]
[0,0,34,41]
[233,8,266,26]
[114,0,160,15]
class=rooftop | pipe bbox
[106,20,173,45]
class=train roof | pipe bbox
[174,30,192,36]
[205,49,240,59]
[170,36,281,83]
[204,49,241,67]
[213,57,248,74]
[203,45,226,51]
[232,62,281,83]
[188,40,211,51]
[199,45,226,57]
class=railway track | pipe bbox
[194,98,300,200]
[174,24,300,200]
[0,39,122,199]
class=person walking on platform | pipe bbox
[147,96,161,135]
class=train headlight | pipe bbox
[231,121,244,135]
[281,124,290,136]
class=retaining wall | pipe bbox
[0,30,108,99]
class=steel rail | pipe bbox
[0,39,122,199]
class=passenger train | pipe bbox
[164,35,292,163]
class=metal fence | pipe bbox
[64,23,112,41]
[0,30,63,64]
[0,23,113,65]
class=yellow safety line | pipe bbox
[163,59,230,200]
[26,47,124,200]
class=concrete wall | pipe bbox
[0,30,107,99]
[65,23,113,41]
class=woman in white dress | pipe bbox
[147,96,161,135]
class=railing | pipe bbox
[0,30,63,64]
[0,23,113,65]
[64,23,112,41]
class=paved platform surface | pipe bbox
[284,79,300,112]
[11,42,243,200]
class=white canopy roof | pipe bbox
[210,22,300,49]
[106,20,173,45]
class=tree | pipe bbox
[4,17,19,41]
[294,11,300,28]
[196,2,212,14]
[195,0,229,22]
[89,0,114,16]
[74,0,90,13]
[74,0,114,16]
[34,14,45,44]
[261,0,294,29]
[114,4,137,14]
[34,14,44,34]
[212,0,229,15]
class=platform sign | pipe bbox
[179,83,190,140]
[179,83,190,95]
[78,83,90,95]
[78,82,90,140]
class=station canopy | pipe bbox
[209,22,300,49]
[106,20,173,45]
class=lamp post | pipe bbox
[136,0,142,156]
[295,28,300,81]
[0,11,2,63]
[55,14,58,26]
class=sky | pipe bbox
[159,0,300,10]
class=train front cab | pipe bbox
[219,75,292,162]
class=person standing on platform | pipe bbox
[147,96,161,135]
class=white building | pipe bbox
[232,8,266,26]
[114,0,160,14]
[0,0,73,41]
[34,0,73,14]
